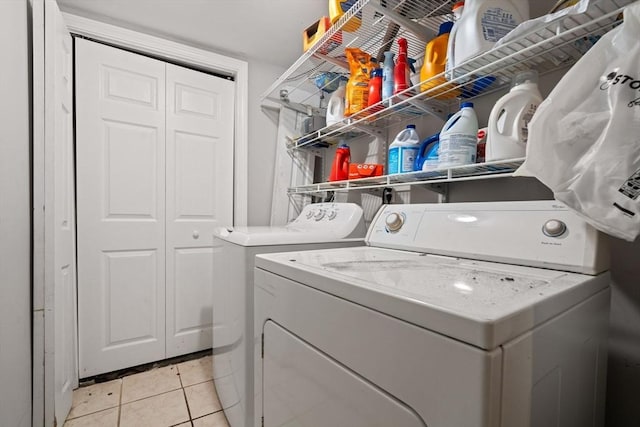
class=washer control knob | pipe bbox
[327,210,337,220]
[306,210,315,219]
[314,210,325,221]
[385,212,404,232]
[543,219,567,237]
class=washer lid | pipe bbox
[214,226,364,246]
[214,202,366,246]
[255,246,610,350]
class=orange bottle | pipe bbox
[420,22,461,99]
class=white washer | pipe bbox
[212,202,366,427]
[254,201,611,427]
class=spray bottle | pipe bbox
[393,38,409,95]
[382,51,395,105]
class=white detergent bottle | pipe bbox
[438,102,479,168]
[388,124,420,174]
[445,1,465,81]
[326,80,346,126]
[486,70,543,161]
[447,0,529,79]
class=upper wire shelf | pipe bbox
[263,0,632,150]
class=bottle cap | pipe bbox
[453,1,465,11]
[511,70,539,88]
[461,102,474,109]
[371,68,383,78]
[438,22,454,35]
[407,124,416,129]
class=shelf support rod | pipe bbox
[312,53,349,72]
[368,0,436,44]
[350,123,385,138]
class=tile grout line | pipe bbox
[117,378,122,427]
[177,362,195,425]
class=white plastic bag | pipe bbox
[516,2,640,241]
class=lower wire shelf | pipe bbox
[288,158,526,194]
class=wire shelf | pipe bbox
[264,0,632,150]
[288,158,525,194]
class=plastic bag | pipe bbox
[515,2,640,241]
[344,48,371,117]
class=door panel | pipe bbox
[174,132,217,218]
[46,0,77,422]
[103,121,160,218]
[76,38,166,377]
[173,247,214,332]
[103,250,159,345]
[165,63,234,357]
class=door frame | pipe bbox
[32,10,249,427]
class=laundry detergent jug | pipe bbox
[414,133,440,171]
[329,144,351,181]
[438,102,479,168]
[486,70,543,161]
[447,0,529,79]
[326,80,347,126]
[388,125,420,174]
[420,22,460,99]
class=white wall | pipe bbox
[246,59,284,226]
[0,1,32,426]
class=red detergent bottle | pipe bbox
[367,68,383,112]
[328,144,351,181]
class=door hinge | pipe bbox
[261,333,264,359]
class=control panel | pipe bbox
[288,202,367,238]
[366,201,609,275]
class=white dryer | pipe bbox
[212,202,366,427]
[254,201,611,427]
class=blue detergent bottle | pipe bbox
[388,124,420,174]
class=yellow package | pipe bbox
[344,48,371,117]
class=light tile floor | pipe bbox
[64,355,229,427]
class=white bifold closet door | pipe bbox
[76,38,234,377]
[165,62,234,358]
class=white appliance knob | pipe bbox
[327,210,337,220]
[306,210,315,219]
[192,230,200,239]
[385,212,404,232]
[314,210,325,221]
[543,220,566,237]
